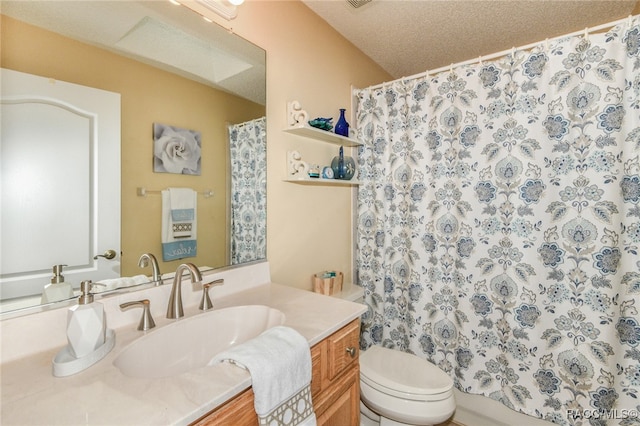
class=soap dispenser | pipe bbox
[67,280,106,359]
[41,264,75,304]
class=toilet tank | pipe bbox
[330,283,364,304]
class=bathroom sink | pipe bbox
[113,305,285,379]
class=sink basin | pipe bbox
[114,305,285,379]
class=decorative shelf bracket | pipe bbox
[287,150,309,177]
[287,100,308,127]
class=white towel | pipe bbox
[209,326,316,426]
[161,188,197,261]
[94,275,150,292]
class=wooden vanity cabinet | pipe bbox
[192,319,361,426]
[313,319,360,425]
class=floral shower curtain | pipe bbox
[356,17,640,425]
[228,117,266,265]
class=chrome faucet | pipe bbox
[138,253,162,284]
[166,263,202,319]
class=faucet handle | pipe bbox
[199,279,224,311]
[120,299,156,331]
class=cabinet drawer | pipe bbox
[327,320,360,380]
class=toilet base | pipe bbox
[360,380,455,426]
[361,400,422,426]
[361,399,453,426]
[360,400,380,426]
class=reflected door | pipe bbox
[1,68,121,300]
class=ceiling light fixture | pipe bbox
[193,0,240,20]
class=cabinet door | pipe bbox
[192,388,258,426]
[316,365,360,426]
[310,340,325,397]
[327,320,360,380]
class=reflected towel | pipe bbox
[209,326,316,426]
[95,274,149,292]
[161,188,197,261]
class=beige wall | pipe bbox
[185,0,392,289]
[1,15,265,276]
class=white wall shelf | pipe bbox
[283,124,361,147]
[284,100,361,186]
[284,176,360,185]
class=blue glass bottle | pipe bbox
[330,146,356,180]
[331,146,346,179]
[335,109,349,137]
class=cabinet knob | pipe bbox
[346,347,356,358]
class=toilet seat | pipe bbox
[360,346,453,401]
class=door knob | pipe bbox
[94,249,117,260]
[346,347,356,358]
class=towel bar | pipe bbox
[137,187,213,198]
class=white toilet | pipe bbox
[359,345,456,426]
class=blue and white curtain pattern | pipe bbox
[356,17,640,425]
[228,117,266,265]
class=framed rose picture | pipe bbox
[153,123,202,175]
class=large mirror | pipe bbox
[0,1,266,314]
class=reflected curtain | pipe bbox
[228,117,266,265]
[356,17,640,424]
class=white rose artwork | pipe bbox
[153,123,202,175]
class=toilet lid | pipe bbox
[360,346,453,396]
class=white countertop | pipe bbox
[1,264,366,425]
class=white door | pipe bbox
[1,68,121,300]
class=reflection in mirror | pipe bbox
[228,117,267,264]
[1,67,122,305]
[0,1,266,314]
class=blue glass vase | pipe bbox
[331,146,356,180]
[335,108,349,137]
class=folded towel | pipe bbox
[95,274,150,292]
[162,188,197,261]
[209,326,316,426]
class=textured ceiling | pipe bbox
[302,0,639,79]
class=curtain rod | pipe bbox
[363,14,637,91]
